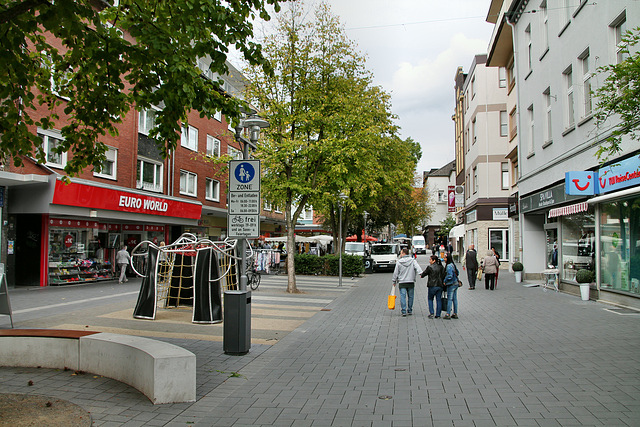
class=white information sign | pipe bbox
[228,160,261,239]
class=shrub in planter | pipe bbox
[576,269,594,284]
[325,255,364,277]
[512,261,523,272]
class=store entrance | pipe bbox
[545,226,558,269]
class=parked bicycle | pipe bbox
[246,264,261,290]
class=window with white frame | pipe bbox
[263,200,273,211]
[138,109,157,135]
[181,124,198,151]
[527,104,534,154]
[525,25,532,71]
[471,75,476,99]
[137,158,163,192]
[94,146,117,179]
[560,0,573,30]
[438,189,446,203]
[228,146,242,160]
[301,206,313,221]
[214,110,222,122]
[509,107,517,140]
[39,129,67,169]
[580,49,592,117]
[507,60,516,91]
[612,12,628,64]
[543,88,553,144]
[564,66,575,128]
[180,170,197,196]
[498,67,507,88]
[473,166,478,194]
[540,1,549,52]
[205,178,220,201]
[500,111,508,137]
[206,135,220,157]
[501,162,509,190]
[471,118,477,144]
[512,161,519,186]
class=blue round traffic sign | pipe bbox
[234,162,255,184]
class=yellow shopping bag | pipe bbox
[388,285,396,310]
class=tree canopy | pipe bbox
[0,0,281,176]
[593,26,640,163]
[245,1,419,292]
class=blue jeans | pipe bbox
[446,284,459,314]
[399,286,414,314]
[427,286,443,316]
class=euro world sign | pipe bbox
[565,171,596,195]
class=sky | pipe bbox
[300,0,496,175]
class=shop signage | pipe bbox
[52,181,202,219]
[521,183,582,213]
[492,208,508,220]
[565,171,596,195]
[465,209,477,224]
[228,160,260,238]
[597,155,640,194]
[64,234,74,248]
[448,186,455,212]
[144,225,165,232]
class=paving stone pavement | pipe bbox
[1,270,640,426]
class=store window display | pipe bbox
[561,209,595,282]
[600,196,640,295]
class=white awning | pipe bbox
[548,202,589,218]
[449,224,465,239]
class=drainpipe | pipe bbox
[505,13,524,271]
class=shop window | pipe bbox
[489,229,508,261]
[180,170,197,197]
[560,209,595,282]
[94,147,117,179]
[600,197,639,295]
[181,124,198,151]
[137,158,163,192]
[205,178,219,201]
[39,129,67,169]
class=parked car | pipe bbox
[370,243,401,272]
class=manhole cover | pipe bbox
[378,395,393,400]
[605,308,640,315]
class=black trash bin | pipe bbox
[363,257,373,274]
[223,290,251,355]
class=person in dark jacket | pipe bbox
[421,254,445,318]
[463,244,479,290]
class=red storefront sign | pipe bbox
[52,181,202,219]
[145,225,165,232]
[64,234,73,248]
[122,224,144,231]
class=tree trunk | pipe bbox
[285,207,299,293]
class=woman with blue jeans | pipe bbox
[392,247,423,316]
[420,255,445,318]
[443,253,460,319]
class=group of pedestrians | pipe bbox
[462,244,501,291]
[391,248,461,320]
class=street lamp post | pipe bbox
[338,192,347,287]
[363,210,368,251]
[234,115,269,291]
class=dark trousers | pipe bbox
[467,268,477,288]
[485,273,496,290]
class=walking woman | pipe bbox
[421,255,445,318]
[442,253,460,319]
[482,250,499,290]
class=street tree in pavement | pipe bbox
[0,0,282,177]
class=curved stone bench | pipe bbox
[0,329,196,404]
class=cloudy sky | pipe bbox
[303,0,495,175]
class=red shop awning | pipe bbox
[548,202,589,218]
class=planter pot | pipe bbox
[515,271,522,283]
[579,283,590,301]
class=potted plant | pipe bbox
[512,261,523,283]
[576,269,594,301]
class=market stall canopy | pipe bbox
[346,234,378,242]
[264,235,314,243]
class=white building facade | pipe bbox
[508,0,640,307]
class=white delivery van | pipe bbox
[412,235,426,254]
[370,243,401,272]
[344,242,365,257]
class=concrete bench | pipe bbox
[0,329,196,404]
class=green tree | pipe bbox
[438,214,456,240]
[245,1,405,292]
[593,27,640,163]
[0,0,281,176]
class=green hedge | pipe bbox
[293,254,364,277]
